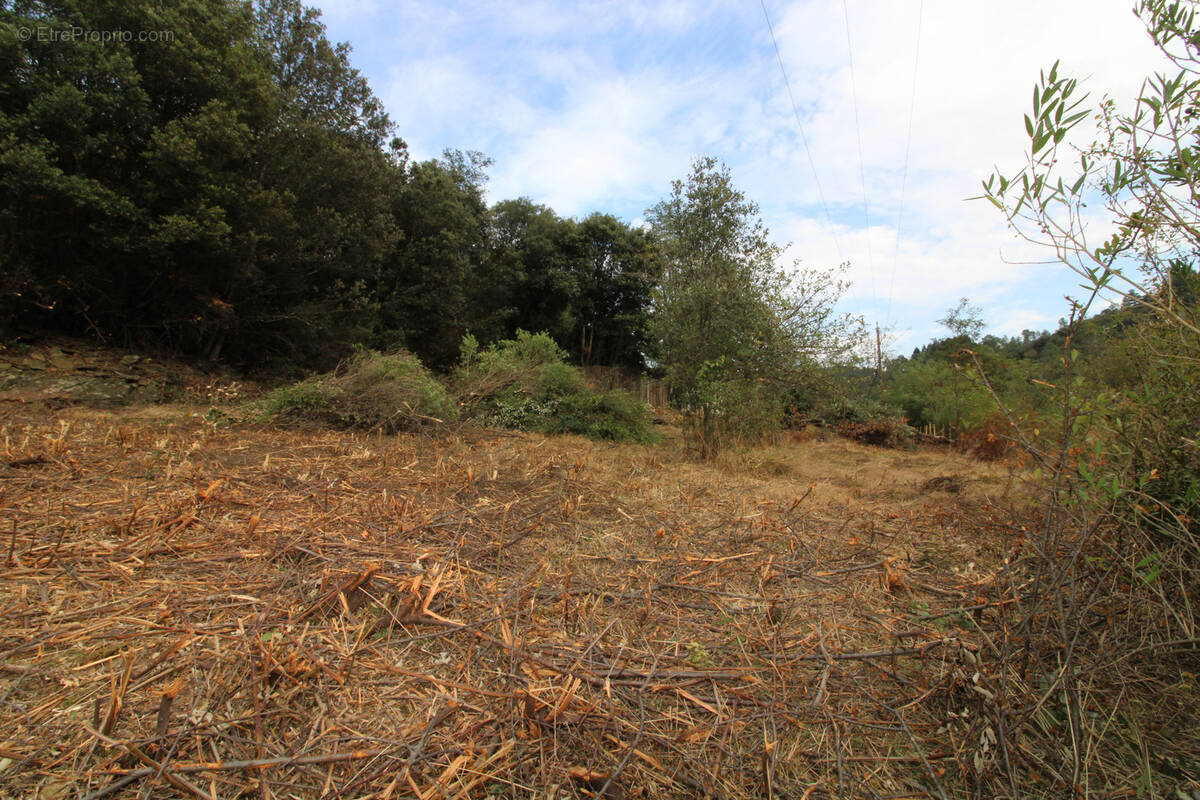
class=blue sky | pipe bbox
[311,0,1167,353]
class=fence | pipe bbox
[920,423,953,441]
[582,365,669,408]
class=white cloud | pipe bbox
[314,0,1177,343]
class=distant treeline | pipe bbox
[0,0,657,371]
[827,269,1200,439]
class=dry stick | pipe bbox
[251,635,270,800]
[291,564,379,624]
[596,675,650,800]
[780,642,950,664]
[132,635,196,682]
[80,773,141,800]
[707,694,739,796]
[317,705,457,800]
[6,517,16,566]
[829,713,846,799]
[812,624,831,708]
[812,622,846,798]
[833,653,949,800]
[85,725,217,800]
[96,748,387,779]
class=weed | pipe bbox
[685,642,713,668]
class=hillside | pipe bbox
[0,388,1034,798]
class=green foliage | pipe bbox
[978,1,1200,547]
[886,355,997,431]
[260,349,453,432]
[1096,312,1200,540]
[937,297,986,341]
[646,157,861,457]
[454,331,655,443]
[684,356,787,452]
[260,378,343,417]
[543,389,657,442]
[379,151,492,368]
[0,1,659,372]
[972,2,1200,793]
[486,200,657,371]
[0,0,405,363]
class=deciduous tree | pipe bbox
[646,156,858,455]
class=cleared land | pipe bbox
[1,397,1028,799]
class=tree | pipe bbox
[980,2,1200,541]
[932,296,988,431]
[646,157,858,455]
[936,296,985,341]
[0,0,404,364]
[572,212,657,371]
[486,197,578,350]
[380,150,492,368]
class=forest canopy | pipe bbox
[0,0,662,371]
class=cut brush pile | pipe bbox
[2,402,1030,798]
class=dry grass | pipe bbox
[0,401,1031,799]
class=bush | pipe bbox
[678,357,793,458]
[455,331,655,443]
[544,389,658,443]
[260,349,454,432]
[885,357,995,432]
[259,379,343,416]
[835,417,913,448]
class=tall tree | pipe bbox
[976,3,1200,793]
[573,212,657,371]
[937,297,985,341]
[380,150,491,368]
[487,197,578,349]
[646,157,857,455]
[0,0,404,363]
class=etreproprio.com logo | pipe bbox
[17,26,176,44]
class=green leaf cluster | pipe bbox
[453,331,656,443]
[645,157,861,456]
[0,0,658,374]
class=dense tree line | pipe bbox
[0,0,656,371]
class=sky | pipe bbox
[310,0,1169,353]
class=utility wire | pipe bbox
[886,0,924,326]
[841,0,875,303]
[759,0,843,261]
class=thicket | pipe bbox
[258,333,656,443]
[259,349,454,433]
[646,157,863,457]
[2,1,873,454]
[453,331,656,443]
[945,2,1200,794]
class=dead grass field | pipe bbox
[0,400,1033,799]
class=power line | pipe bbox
[759,0,843,262]
[841,0,875,304]
[886,0,924,326]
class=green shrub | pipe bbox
[260,349,454,432]
[680,357,791,457]
[816,395,902,426]
[260,379,343,416]
[455,330,655,443]
[544,388,658,443]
